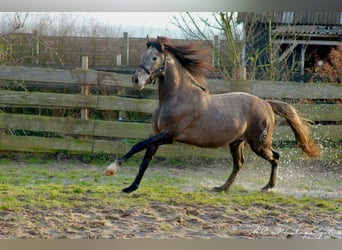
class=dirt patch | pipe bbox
[0,157,341,239]
[0,201,340,239]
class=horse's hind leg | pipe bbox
[261,149,280,191]
[251,144,280,191]
[213,140,245,192]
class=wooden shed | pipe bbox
[238,12,342,82]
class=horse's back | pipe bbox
[208,92,275,141]
[211,92,272,118]
[172,92,274,147]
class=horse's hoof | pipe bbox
[261,184,274,192]
[212,186,228,193]
[104,161,120,176]
[122,185,138,193]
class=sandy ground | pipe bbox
[0,158,341,239]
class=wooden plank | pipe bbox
[98,74,231,93]
[1,90,340,121]
[0,66,341,100]
[93,140,229,158]
[293,104,342,121]
[97,96,157,113]
[97,71,135,88]
[222,79,342,99]
[0,134,228,158]
[0,90,158,113]
[207,79,232,93]
[93,120,150,139]
[0,113,341,141]
[0,113,95,136]
[0,90,97,109]
[99,76,342,99]
[311,125,342,142]
[0,113,150,139]
[0,135,340,160]
[0,66,98,85]
[0,135,93,153]
[274,124,342,141]
[249,81,342,99]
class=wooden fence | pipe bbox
[1,32,215,69]
[0,64,341,160]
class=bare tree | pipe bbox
[0,12,124,66]
[172,12,245,80]
[172,12,304,81]
[0,12,29,34]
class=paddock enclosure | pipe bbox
[0,62,341,239]
[0,62,341,160]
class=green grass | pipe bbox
[0,159,340,216]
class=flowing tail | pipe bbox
[268,100,320,158]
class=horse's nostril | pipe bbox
[132,76,139,84]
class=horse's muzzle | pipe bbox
[132,67,154,90]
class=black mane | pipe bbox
[147,37,214,85]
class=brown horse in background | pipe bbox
[105,36,320,193]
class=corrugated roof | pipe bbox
[238,12,342,26]
[273,25,342,36]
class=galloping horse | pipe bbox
[105,36,320,193]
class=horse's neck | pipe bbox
[157,60,204,106]
[157,61,182,104]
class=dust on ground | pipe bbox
[0,157,341,239]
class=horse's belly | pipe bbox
[175,124,245,148]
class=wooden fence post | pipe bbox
[212,35,220,68]
[122,32,129,66]
[81,56,89,120]
[32,29,40,65]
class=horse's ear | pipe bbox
[146,35,151,48]
[157,36,164,51]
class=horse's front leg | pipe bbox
[104,132,173,192]
[122,145,158,193]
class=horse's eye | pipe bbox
[152,57,157,61]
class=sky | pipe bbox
[89,12,177,28]
[87,12,219,38]
[88,12,183,37]
[0,12,223,39]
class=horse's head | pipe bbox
[132,36,168,90]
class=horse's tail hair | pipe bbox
[268,100,320,158]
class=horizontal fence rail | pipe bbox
[0,91,341,121]
[0,65,341,160]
